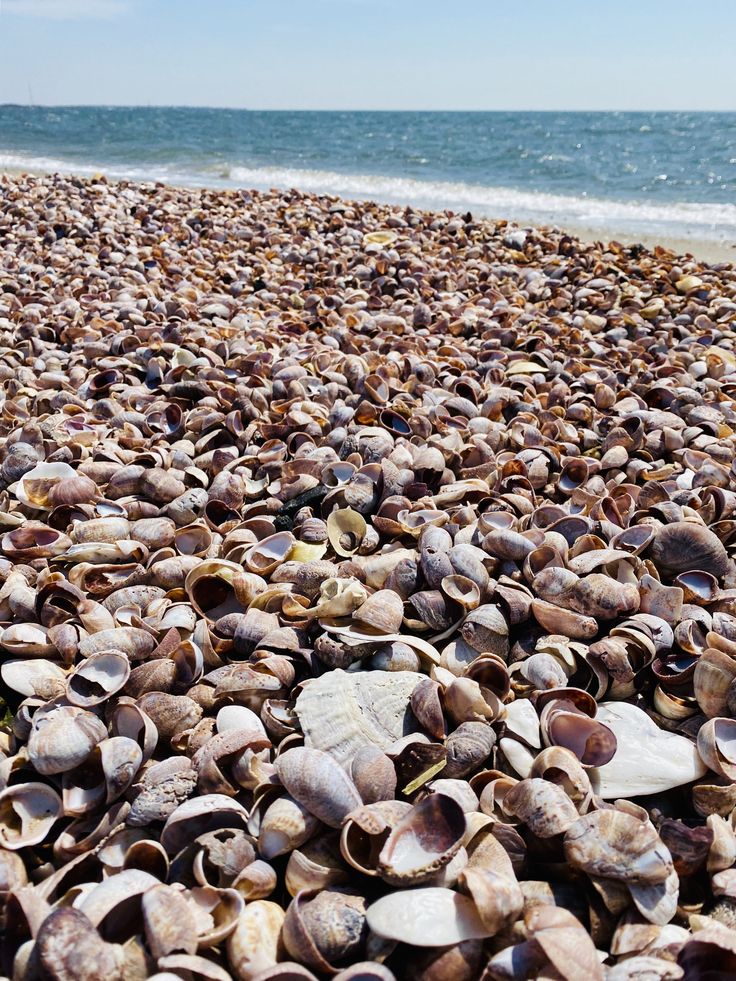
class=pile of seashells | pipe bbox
[1,172,736,980]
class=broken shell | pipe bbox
[67,650,131,708]
[0,782,62,849]
[327,509,368,558]
[697,718,736,781]
[377,794,466,885]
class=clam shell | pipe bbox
[589,701,707,798]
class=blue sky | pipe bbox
[1,0,734,110]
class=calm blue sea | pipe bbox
[1,107,735,245]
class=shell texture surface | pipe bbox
[0,172,734,977]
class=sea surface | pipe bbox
[1,107,735,247]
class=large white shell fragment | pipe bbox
[590,701,707,799]
[295,669,423,766]
[366,886,492,946]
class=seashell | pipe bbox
[0,781,62,849]
[459,866,524,937]
[161,794,249,854]
[350,745,397,804]
[142,882,199,957]
[352,589,404,634]
[127,756,197,826]
[460,605,509,659]
[258,794,322,859]
[1,657,66,696]
[327,508,368,558]
[568,811,658,892]
[185,558,256,619]
[440,574,481,611]
[287,834,351,896]
[694,648,736,718]
[648,521,732,580]
[16,462,98,510]
[590,701,707,798]
[35,907,126,981]
[523,906,605,981]
[67,650,131,707]
[502,778,579,837]
[377,793,466,885]
[530,746,591,807]
[531,599,598,639]
[276,747,362,829]
[366,887,492,946]
[410,678,446,740]
[78,867,160,937]
[443,677,503,725]
[295,669,423,766]
[333,966,396,981]
[307,577,368,619]
[28,705,107,775]
[697,718,736,781]
[445,722,497,779]
[282,888,368,973]
[541,704,617,767]
[227,901,285,981]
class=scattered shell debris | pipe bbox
[0,171,736,979]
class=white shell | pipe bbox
[366,886,491,946]
[590,701,707,798]
[295,669,423,766]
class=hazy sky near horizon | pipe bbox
[1,0,735,111]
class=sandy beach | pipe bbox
[3,170,736,977]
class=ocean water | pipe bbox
[1,107,735,246]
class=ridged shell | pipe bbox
[294,669,423,766]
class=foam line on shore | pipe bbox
[2,150,736,246]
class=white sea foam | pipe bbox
[2,151,735,245]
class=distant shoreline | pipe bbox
[2,163,734,265]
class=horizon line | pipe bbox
[2,103,735,114]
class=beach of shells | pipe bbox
[1,171,736,979]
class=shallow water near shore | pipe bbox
[1,107,735,260]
